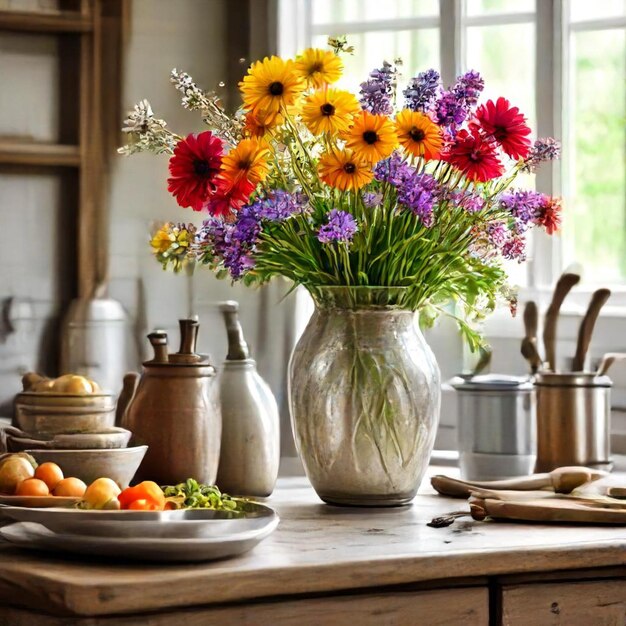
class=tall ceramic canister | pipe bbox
[215,301,280,496]
[120,320,221,485]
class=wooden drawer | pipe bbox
[501,579,626,626]
[0,587,488,626]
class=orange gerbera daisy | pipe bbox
[318,149,373,191]
[301,88,359,135]
[295,48,343,89]
[239,56,304,123]
[395,109,443,160]
[343,110,398,164]
[243,110,279,138]
[220,138,271,189]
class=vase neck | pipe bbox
[310,286,412,311]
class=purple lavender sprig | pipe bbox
[359,61,397,115]
[403,69,440,113]
[434,70,484,129]
[318,209,358,244]
[521,138,561,173]
[499,189,546,228]
[197,191,307,279]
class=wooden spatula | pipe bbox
[572,288,611,372]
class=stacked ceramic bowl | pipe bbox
[7,373,146,488]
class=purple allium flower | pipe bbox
[453,70,484,109]
[396,172,438,226]
[359,61,397,115]
[317,209,358,244]
[362,191,383,208]
[403,69,441,112]
[521,137,561,173]
[499,189,546,226]
[374,152,415,186]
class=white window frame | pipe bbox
[278,0,626,450]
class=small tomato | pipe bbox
[118,481,165,511]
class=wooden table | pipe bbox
[0,473,625,625]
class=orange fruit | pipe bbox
[34,462,64,491]
[53,477,87,497]
[16,478,49,497]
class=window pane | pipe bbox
[465,0,535,16]
[569,0,626,22]
[564,29,626,283]
[465,22,536,286]
[312,29,440,93]
[312,0,438,24]
[465,23,535,128]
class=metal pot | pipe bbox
[451,375,536,481]
[534,372,612,472]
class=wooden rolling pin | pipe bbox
[431,467,608,499]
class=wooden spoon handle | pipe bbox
[596,352,626,377]
[572,288,611,372]
[543,273,580,371]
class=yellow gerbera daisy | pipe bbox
[301,88,360,136]
[221,138,271,187]
[343,111,398,164]
[395,109,443,160]
[150,224,174,254]
[239,56,304,122]
[318,149,373,191]
[295,48,343,89]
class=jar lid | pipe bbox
[450,374,533,392]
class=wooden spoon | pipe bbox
[543,273,580,371]
[572,288,611,372]
[521,301,542,373]
[431,467,608,498]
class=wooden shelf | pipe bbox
[0,9,92,34]
[0,142,81,167]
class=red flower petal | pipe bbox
[167,131,224,211]
[474,97,531,160]
[447,129,504,182]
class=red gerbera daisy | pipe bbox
[536,196,562,235]
[474,97,532,160]
[167,132,224,211]
[447,128,504,182]
[205,177,256,218]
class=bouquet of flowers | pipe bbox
[120,39,561,349]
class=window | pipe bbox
[279,0,626,296]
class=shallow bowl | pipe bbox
[7,427,131,452]
[25,446,148,488]
[15,392,116,435]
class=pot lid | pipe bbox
[450,374,533,391]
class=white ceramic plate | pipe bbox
[0,501,278,539]
[0,516,279,562]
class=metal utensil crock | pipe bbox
[451,375,536,481]
[534,372,612,472]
